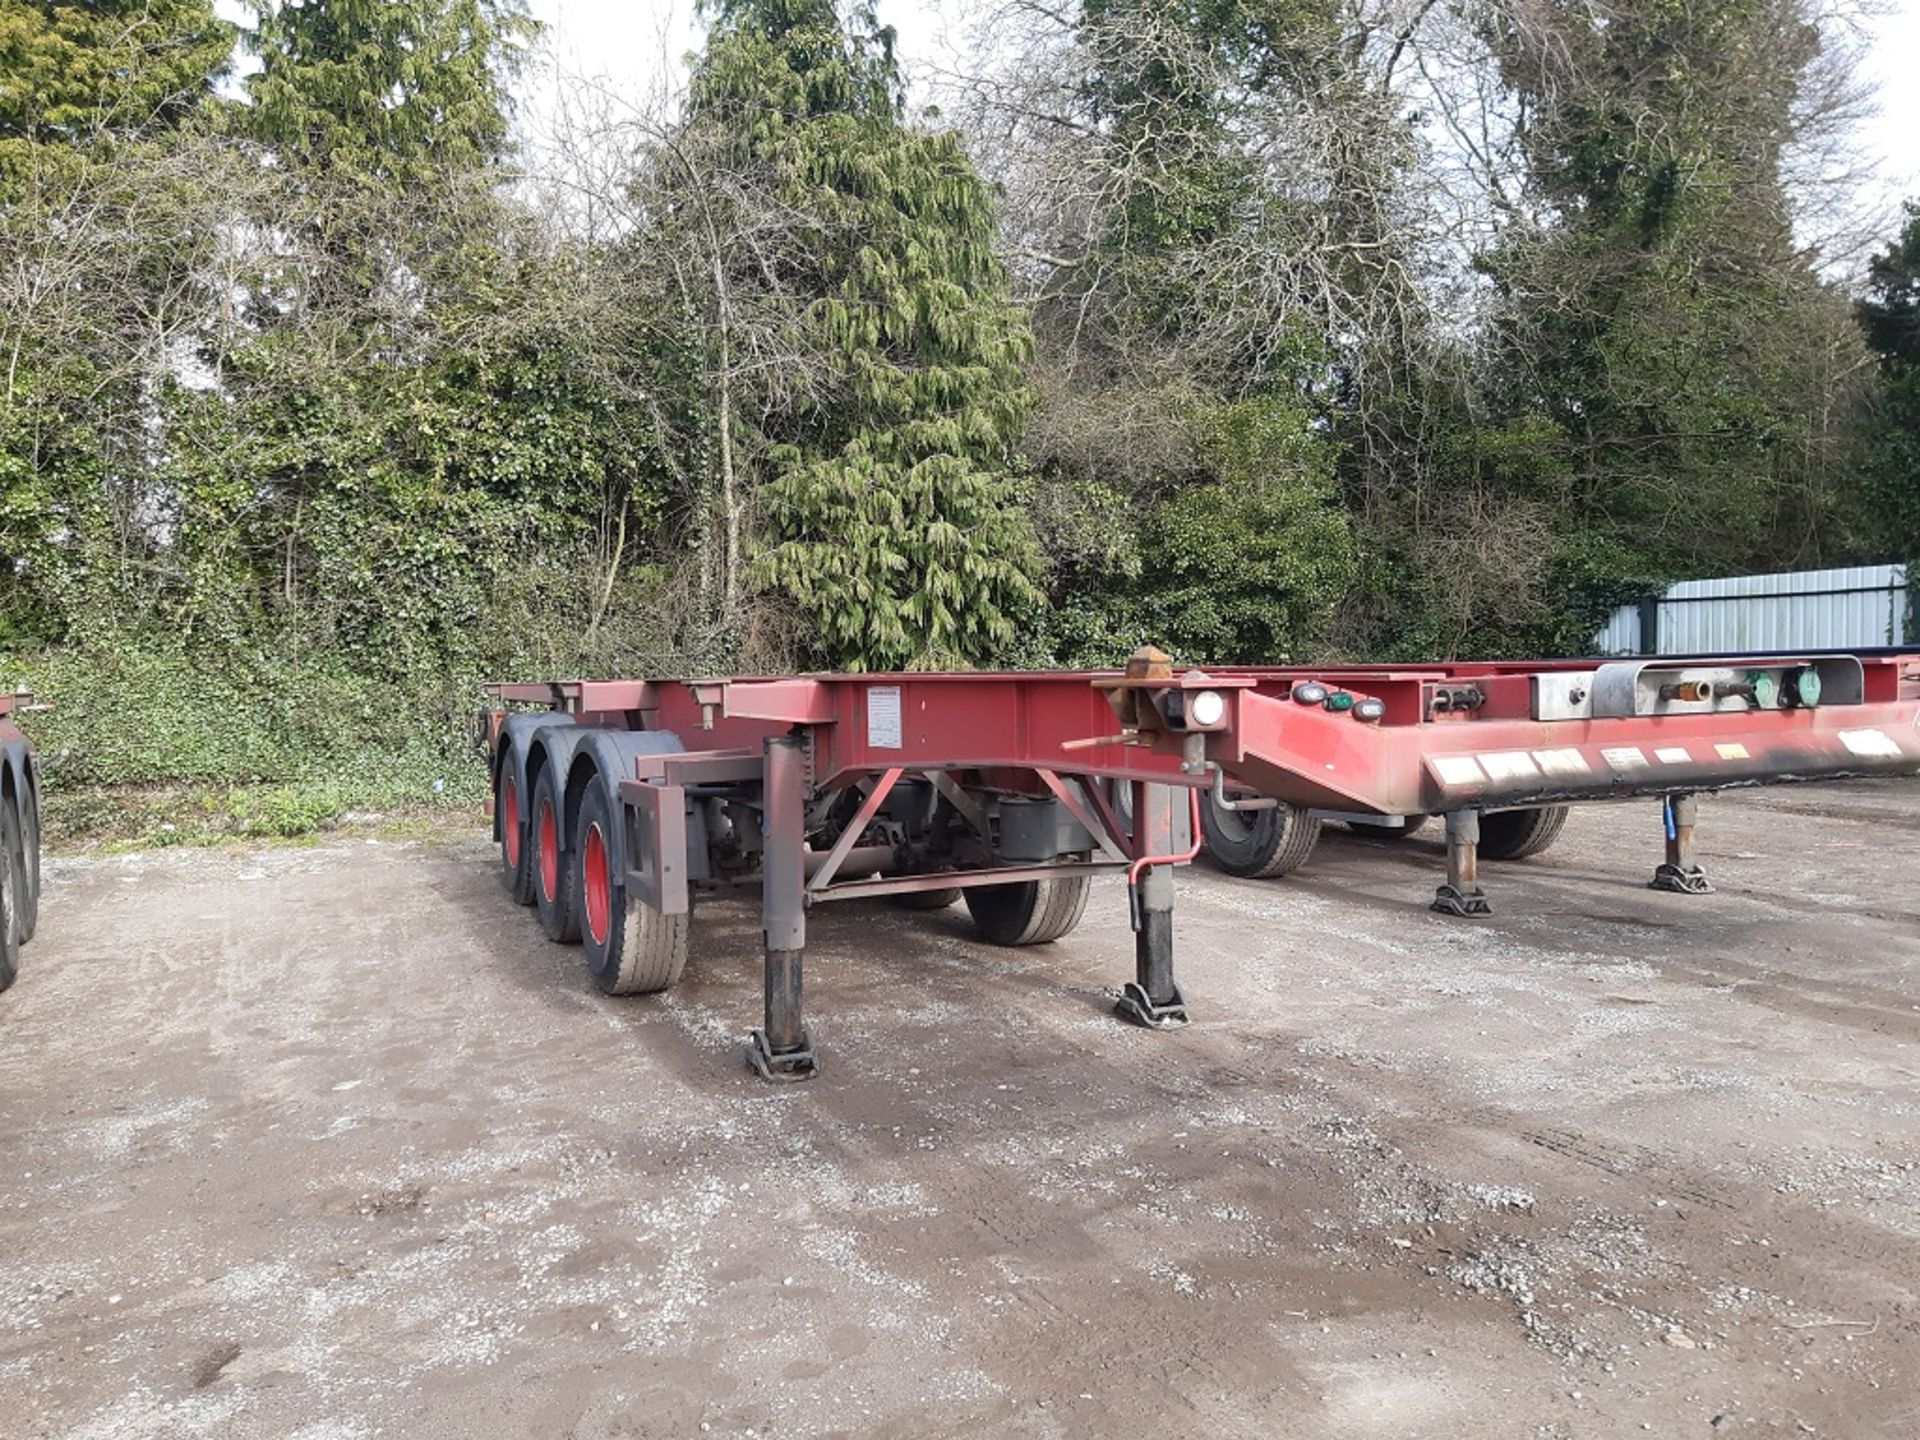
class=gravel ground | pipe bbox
[2,781,1918,1439]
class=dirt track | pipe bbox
[2,782,1918,1439]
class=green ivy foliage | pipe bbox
[1029,397,1354,667]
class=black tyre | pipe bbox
[530,767,581,944]
[16,780,38,944]
[1,801,21,993]
[1199,793,1321,878]
[497,759,535,906]
[890,886,962,911]
[1478,805,1569,861]
[964,876,1090,945]
[1344,813,1430,842]
[574,781,687,994]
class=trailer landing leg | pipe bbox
[1116,784,1189,1028]
[1118,865,1188,1027]
[747,735,818,1082]
[1433,809,1492,917]
[1650,793,1713,895]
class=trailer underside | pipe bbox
[480,647,1920,1080]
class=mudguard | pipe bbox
[558,729,687,882]
[494,712,575,847]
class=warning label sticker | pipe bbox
[1600,746,1648,770]
[866,686,902,749]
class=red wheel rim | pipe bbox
[503,778,521,868]
[538,797,558,901]
[583,822,611,946]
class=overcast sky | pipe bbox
[523,0,1920,218]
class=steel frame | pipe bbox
[484,648,1920,1080]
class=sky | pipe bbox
[523,0,1920,216]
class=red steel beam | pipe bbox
[500,653,1920,813]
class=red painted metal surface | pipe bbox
[493,652,1920,815]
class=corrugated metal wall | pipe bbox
[1594,564,1911,655]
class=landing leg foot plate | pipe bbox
[1115,981,1189,1029]
[745,1028,818,1083]
[1650,864,1713,895]
[1432,884,1492,917]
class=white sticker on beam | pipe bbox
[1714,742,1750,760]
[1532,748,1589,776]
[1479,751,1539,781]
[1839,728,1901,758]
[1433,755,1485,786]
[866,686,902,749]
[1654,746,1692,764]
[1600,746,1648,770]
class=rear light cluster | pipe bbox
[1290,682,1385,723]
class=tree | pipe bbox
[166,0,662,679]
[953,0,1402,664]
[1477,0,1875,608]
[642,0,1043,670]
[0,0,237,644]
[0,0,233,187]
[1855,203,1920,558]
[241,0,534,183]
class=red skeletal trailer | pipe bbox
[479,647,1920,1080]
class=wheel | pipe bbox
[530,767,581,943]
[574,781,687,994]
[1199,792,1321,878]
[497,759,535,906]
[1478,805,1569,861]
[16,781,38,943]
[890,886,962,911]
[1344,813,1430,841]
[963,876,1090,945]
[1,801,21,992]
